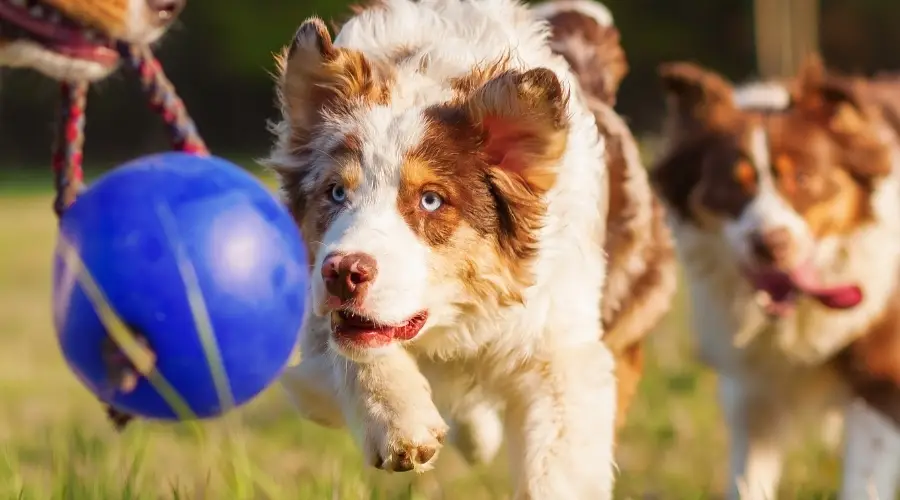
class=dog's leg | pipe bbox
[336,348,450,472]
[840,399,900,500]
[282,316,449,471]
[719,375,787,500]
[449,400,504,466]
[279,315,345,427]
[279,352,345,428]
[504,341,616,500]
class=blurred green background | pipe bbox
[1,0,899,169]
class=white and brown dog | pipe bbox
[267,0,675,497]
[652,56,900,499]
[0,0,183,82]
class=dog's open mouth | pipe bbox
[747,263,863,317]
[0,0,118,65]
[331,310,428,348]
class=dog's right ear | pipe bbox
[274,18,390,141]
[658,62,736,136]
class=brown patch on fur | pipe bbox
[652,57,894,237]
[274,18,393,148]
[768,128,871,237]
[587,96,677,430]
[762,59,894,237]
[835,289,900,428]
[651,62,745,223]
[543,10,628,106]
[657,62,738,143]
[591,98,676,346]
[397,68,569,297]
[651,127,759,223]
[613,342,644,431]
[398,143,488,249]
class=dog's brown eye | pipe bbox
[733,160,755,188]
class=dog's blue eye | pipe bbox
[330,185,347,204]
[420,191,443,212]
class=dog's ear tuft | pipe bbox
[274,17,391,142]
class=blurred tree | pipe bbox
[754,0,819,79]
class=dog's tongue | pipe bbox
[789,265,863,310]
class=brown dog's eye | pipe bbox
[733,160,756,188]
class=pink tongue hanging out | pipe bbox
[789,265,863,309]
[748,262,863,316]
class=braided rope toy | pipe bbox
[52,42,209,429]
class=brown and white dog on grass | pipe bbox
[652,56,900,500]
[0,0,183,82]
[267,0,675,497]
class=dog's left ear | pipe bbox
[792,55,869,135]
[463,68,570,195]
[275,17,390,142]
[452,68,569,264]
[792,55,892,179]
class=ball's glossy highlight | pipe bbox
[53,153,307,420]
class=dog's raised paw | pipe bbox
[366,411,449,473]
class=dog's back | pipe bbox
[537,0,677,428]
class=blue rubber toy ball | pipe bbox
[52,152,307,420]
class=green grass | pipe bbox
[0,165,843,499]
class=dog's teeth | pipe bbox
[84,30,98,41]
[754,290,772,309]
[28,5,42,17]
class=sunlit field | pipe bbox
[0,163,843,499]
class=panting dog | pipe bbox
[652,56,900,499]
[0,0,183,82]
[266,0,675,497]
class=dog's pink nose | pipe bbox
[321,252,378,305]
[146,0,185,24]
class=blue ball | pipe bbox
[52,152,308,420]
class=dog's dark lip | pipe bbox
[0,0,118,65]
[331,310,429,348]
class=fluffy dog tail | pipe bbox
[532,0,628,106]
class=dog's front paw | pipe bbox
[365,405,449,473]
